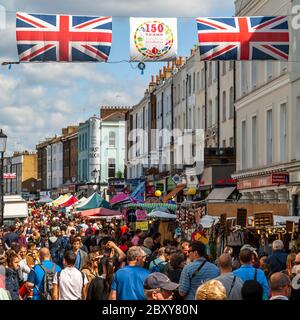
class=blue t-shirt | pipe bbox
[111,265,149,300]
[27,260,61,300]
[233,265,270,300]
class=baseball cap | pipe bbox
[144,272,179,291]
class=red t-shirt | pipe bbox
[120,225,128,235]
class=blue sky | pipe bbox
[0,0,234,154]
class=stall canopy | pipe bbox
[52,194,70,206]
[162,184,186,203]
[77,197,87,204]
[205,187,236,202]
[110,193,131,206]
[130,181,145,202]
[36,195,53,204]
[124,202,177,213]
[148,209,176,220]
[80,207,122,218]
[59,195,78,208]
[76,192,110,211]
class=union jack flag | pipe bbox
[16,12,112,62]
[197,16,289,61]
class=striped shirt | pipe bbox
[179,258,220,300]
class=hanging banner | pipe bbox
[16,12,112,62]
[197,16,289,60]
[130,17,177,62]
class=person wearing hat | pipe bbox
[144,272,179,300]
[265,240,288,275]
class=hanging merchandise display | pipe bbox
[16,12,113,62]
[130,17,177,61]
[196,16,289,61]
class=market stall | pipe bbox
[75,192,110,211]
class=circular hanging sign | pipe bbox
[134,20,174,60]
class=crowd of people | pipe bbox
[0,204,300,301]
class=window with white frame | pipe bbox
[197,72,200,92]
[252,115,257,167]
[193,72,196,93]
[214,96,218,125]
[109,131,116,147]
[214,62,218,80]
[266,61,273,80]
[208,100,212,127]
[222,91,226,121]
[201,68,205,89]
[222,61,226,76]
[280,103,287,162]
[241,120,247,170]
[229,87,234,119]
[266,109,273,165]
[208,62,212,85]
[108,158,116,178]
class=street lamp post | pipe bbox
[0,129,8,227]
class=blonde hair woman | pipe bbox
[195,280,227,300]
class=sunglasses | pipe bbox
[294,261,300,265]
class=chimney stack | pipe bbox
[164,63,172,80]
[149,75,156,93]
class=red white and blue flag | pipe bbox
[197,16,289,61]
[16,12,112,62]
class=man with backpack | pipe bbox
[26,248,61,300]
[52,250,88,300]
[233,248,269,300]
[179,242,219,300]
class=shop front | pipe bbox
[198,164,237,200]
[237,173,289,203]
[57,184,76,194]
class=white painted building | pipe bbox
[232,0,300,215]
[127,92,150,179]
[100,111,127,184]
[47,139,63,190]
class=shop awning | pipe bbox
[162,184,186,203]
[80,207,122,218]
[123,202,177,213]
[205,187,236,202]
